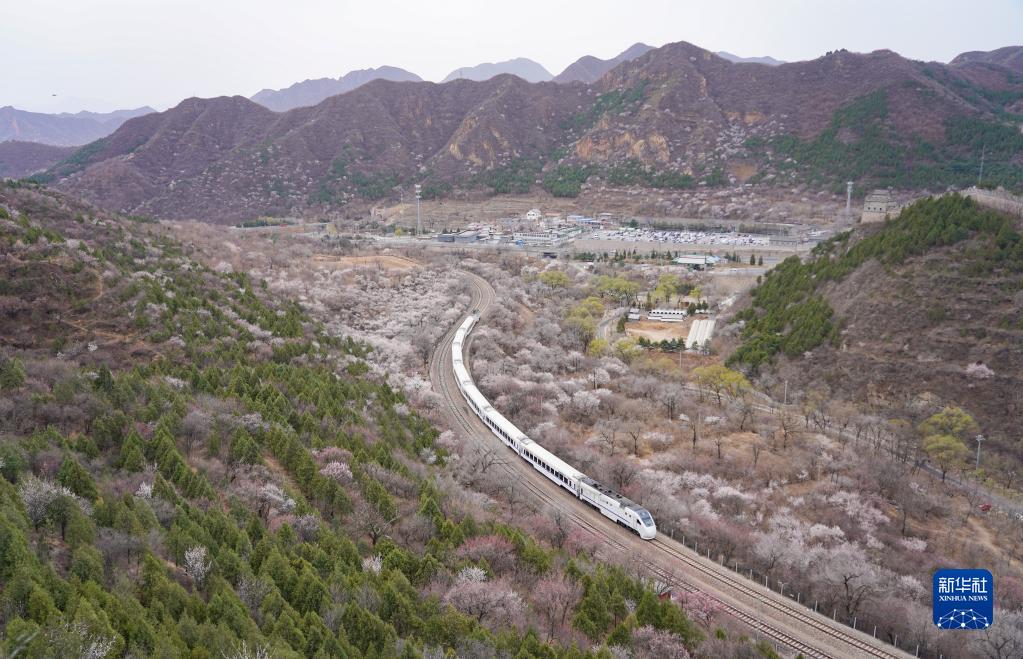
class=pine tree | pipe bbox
[57,457,98,500]
[0,356,26,390]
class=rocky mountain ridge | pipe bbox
[950,45,1023,74]
[37,41,1023,221]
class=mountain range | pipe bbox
[0,105,154,146]
[716,51,785,66]
[441,58,553,83]
[27,42,1023,221]
[554,43,654,83]
[250,66,423,112]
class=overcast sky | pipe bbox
[3,0,1021,113]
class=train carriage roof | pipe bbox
[526,442,585,480]
[579,476,647,512]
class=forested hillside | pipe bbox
[727,194,1023,473]
[0,182,734,658]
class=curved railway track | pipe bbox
[429,272,911,659]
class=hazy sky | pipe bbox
[3,0,1021,113]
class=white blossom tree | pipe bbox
[184,545,212,586]
[319,461,353,483]
[47,621,115,659]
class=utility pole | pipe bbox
[415,184,422,237]
[978,145,986,186]
[975,434,985,471]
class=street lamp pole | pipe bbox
[414,184,422,237]
[975,434,985,471]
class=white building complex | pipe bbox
[512,227,580,246]
[648,308,688,322]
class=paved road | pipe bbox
[429,273,910,659]
[596,306,624,342]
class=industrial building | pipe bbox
[673,254,719,269]
[437,230,481,243]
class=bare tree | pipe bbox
[679,405,706,452]
[820,543,881,618]
[466,444,507,484]
[971,610,1023,659]
[180,409,212,456]
[412,332,435,366]
[960,478,986,525]
[777,408,798,450]
[236,575,273,621]
[623,420,645,456]
[731,394,757,432]
[606,458,639,491]
[594,418,623,457]
[349,497,396,546]
[655,383,685,421]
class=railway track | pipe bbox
[428,272,911,659]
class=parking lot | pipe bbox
[590,227,771,247]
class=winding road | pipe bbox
[428,272,913,659]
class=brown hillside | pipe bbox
[45,41,1023,222]
[0,141,75,178]
[767,220,1023,461]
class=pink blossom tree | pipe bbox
[454,534,517,574]
[533,574,582,639]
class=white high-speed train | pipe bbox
[452,313,656,540]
